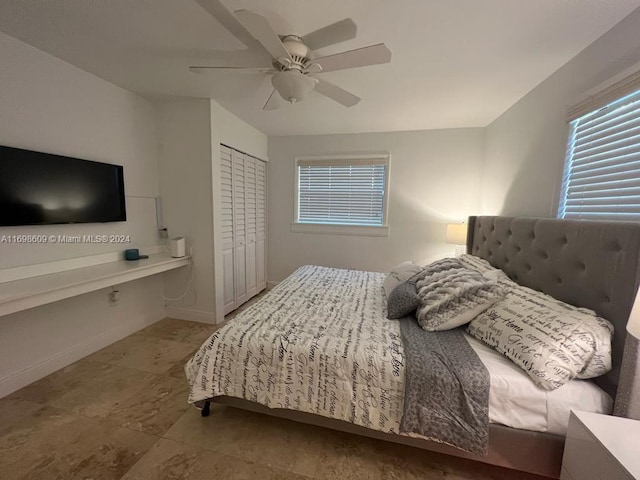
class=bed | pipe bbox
[185,216,640,478]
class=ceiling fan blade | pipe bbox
[315,43,391,73]
[195,0,256,47]
[314,79,360,107]
[234,9,292,62]
[303,18,357,51]
[263,89,282,110]
[190,66,275,75]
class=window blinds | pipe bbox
[297,158,387,226]
[558,89,640,221]
[567,67,640,122]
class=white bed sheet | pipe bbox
[465,334,613,435]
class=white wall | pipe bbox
[482,8,640,217]
[211,101,268,160]
[0,34,160,267]
[156,99,268,324]
[0,33,165,397]
[267,129,484,282]
[157,99,216,323]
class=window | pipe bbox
[293,154,390,235]
[559,88,640,221]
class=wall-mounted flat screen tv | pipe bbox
[0,145,126,226]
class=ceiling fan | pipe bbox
[189,8,392,110]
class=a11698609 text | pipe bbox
[0,234,132,244]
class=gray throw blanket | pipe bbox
[399,317,490,456]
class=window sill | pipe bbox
[290,223,389,237]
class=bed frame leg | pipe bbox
[201,400,211,417]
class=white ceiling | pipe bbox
[1,0,639,136]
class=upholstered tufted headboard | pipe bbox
[467,216,640,401]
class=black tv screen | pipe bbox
[0,145,126,226]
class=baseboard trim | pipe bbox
[0,307,166,398]
[165,306,216,324]
[267,281,279,290]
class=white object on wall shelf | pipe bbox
[0,252,189,317]
[561,410,640,480]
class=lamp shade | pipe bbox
[614,285,640,419]
[271,70,317,104]
[628,286,640,338]
[446,223,467,245]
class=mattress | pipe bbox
[187,264,612,437]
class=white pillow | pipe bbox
[466,277,614,390]
[415,258,505,331]
[383,261,422,299]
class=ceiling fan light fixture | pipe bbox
[272,70,317,104]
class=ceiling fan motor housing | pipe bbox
[278,35,311,71]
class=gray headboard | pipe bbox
[467,216,640,400]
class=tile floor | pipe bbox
[0,299,550,480]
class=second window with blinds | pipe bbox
[558,81,640,221]
[292,154,390,236]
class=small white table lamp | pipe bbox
[446,223,468,257]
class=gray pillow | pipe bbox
[386,270,426,319]
[382,261,422,299]
[386,258,461,319]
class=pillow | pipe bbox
[466,277,614,390]
[382,261,422,299]
[386,271,423,319]
[386,258,458,319]
[457,253,511,282]
[458,254,498,274]
[414,258,505,331]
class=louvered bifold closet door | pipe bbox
[220,146,236,315]
[255,159,267,291]
[232,150,247,306]
[244,156,258,299]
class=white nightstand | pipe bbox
[561,411,640,480]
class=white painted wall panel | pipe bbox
[267,129,484,282]
[481,9,640,217]
[0,32,164,396]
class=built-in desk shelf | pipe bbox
[0,253,189,317]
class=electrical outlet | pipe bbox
[159,228,169,239]
[109,290,120,304]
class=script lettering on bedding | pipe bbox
[466,275,613,390]
[388,331,404,377]
[185,265,406,434]
[296,352,308,386]
[308,326,326,362]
